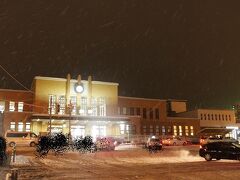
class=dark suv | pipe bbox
[199,141,240,161]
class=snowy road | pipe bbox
[8,145,240,180]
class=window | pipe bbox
[150,125,153,134]
[155,109,159,119]
[18,122,24,132]
[143,125,147,134]
[10,122,16,131]
[18,102,24,112]
[167,126,171,134]
[122,107,127,115]
[136,108,140,115]
[149,108,153,119]
[190,126,194,136]
[58,96,66,115]
[118,107,120,115]
[225,115,228,121]
[99,97,106,116]
[211,114,214,120]
[143,108,147,119]
[173,126,177,136]
[215,114,218,120]
[185,126,189,136]
[9,101,15,112]
[0,101,5,113]
[204,114,206,120]
[200,114,203,120]
[207,114,210,120]
[219,114,221,120]
[162,126,165,135]
[222,114,224,121]
[80,97,87,115]
[179,126,182,136]
[156,125,160,135]
[70,96,77,115]
[130,107,134,115]
[48,95,56,114]
[91,98,98,116]
[229,115,231,121]
[26,122,31,132]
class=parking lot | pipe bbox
[2,144,240,180]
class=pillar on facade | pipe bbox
[66,74,71,106]
[76,75,82,112]
[87,75,92,109]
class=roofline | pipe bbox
[167,99,188,102]
[34,76,119,86]
[197,108,234,112]
[118,96,166,102]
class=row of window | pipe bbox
[118,107,160,120]
[142,125,194,136]
[48,95,106,116]
[6,101,24,112]
[200,113,232,121]
[10,122,31,132]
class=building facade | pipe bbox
[0,74,238,141]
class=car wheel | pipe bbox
[204,154,212,161]
[30,142,36,147]
[9,142,16,147]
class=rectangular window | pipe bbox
[91,98,98,116]
[156,125,160,134]
[58,96,65,115]
[190,126,194,136]
[222,114,224,120]
[179,126,182,136]
[70,96,77,115]
[80,97,87,115]
[229,115,231,121]
[99,97,106,116]
[204,114,206,120]
[143,125,147,134]
[150,125,153,134]
[219,114,221,120]
[26,122,31,132]
[9,101,15,112]
[173,126,177,136]
[162,126,165,135]
[185,126,189,136]
[155,109,159,119]
[167,126,171,134]
[200,114,203,120]
[136,108,140,115]
[120,124,125,135]
[18,122,24,132]
[118,107,120,115]
[18,102,24,112]
[225,115,228,121]
[48,95,56,114]
[211,114,214,120]
[215,114,218,120]
[10,122,16,131]
[0,101,5,113]
[143,108,147,119]
[130,107,134,115]
[122,107,127,115]
[150,108,153,119]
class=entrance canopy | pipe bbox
[197,127,232,136]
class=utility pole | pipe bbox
[49,96,52,135]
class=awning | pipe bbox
[197,127,233,136]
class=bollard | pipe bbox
[10,168,18,180]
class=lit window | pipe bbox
[0,101,5,113]
[173,126,177,136]
[18,122,24,132]
[185,126,189,136]
[190,126,194,136]
[179,126,182,136]
[70,96,77,115]
[80,97,87,115]
[120,124,125,134]
[18,102,24,112]
[48,95,56,114]
[58,96,66,115]
[9,101,15,112]
[99,97,106,116]
[10,122,16,131]
[162,126,165,135]
[91,98,98,116]
[26,122,31,132]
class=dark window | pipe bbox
[225,115,228,121]
[136,108,140,115]
[222,114,224,120]
[130,107,134,116]
[207,114,210,120]
[7,132,28,138]
[155,109,159,119]
[229,115,231,121]
[200,114,203,120]
[219,114,221,120]
[204,114,207,120]
[215,114,218,120]
[211,114,214,120]
[150,108,153,119]
[143,108,147,119]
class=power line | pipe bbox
[0,64,34,94]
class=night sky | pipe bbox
[1,0,240,109]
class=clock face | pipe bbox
[75,83,84,93]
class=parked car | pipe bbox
[95,137,116,151]
[162,137,187,146]
[199,141,240,161]
[145,136,162,152]
[5,131,38,147]
[200,136,238,145]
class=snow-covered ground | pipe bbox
[7,145,240,179]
